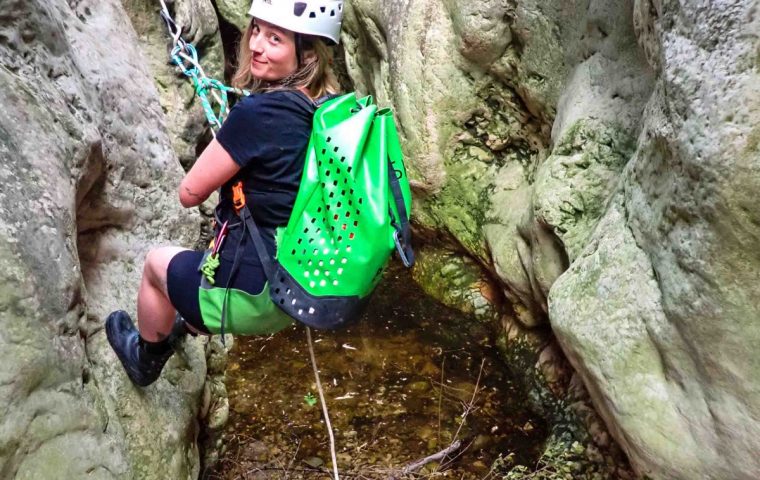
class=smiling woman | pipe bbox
[247,19,299,82]
[105,0,343,387]
[232,5,339,98]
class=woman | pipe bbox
[106,0,344,387]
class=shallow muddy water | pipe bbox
[208,264,547,479]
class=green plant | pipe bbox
[304,392,317,407]
[496,441,614,480]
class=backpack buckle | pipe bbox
[393,229,414,268]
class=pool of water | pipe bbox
[208,264,547,479]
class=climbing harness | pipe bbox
[158,0,248,132]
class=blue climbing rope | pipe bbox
[158,0,249,132]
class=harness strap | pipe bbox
[315,93,342,106]
[285,90,317,111]
[240,205,279,281]
[284,90,340,112]
[213,204,242,229]
[213,203,284,337]
[218,219,246,344]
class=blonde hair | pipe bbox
[232,21,340,98]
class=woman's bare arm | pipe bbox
[178,139,241,208]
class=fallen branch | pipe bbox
[436,356,445,447]
[396,440,463,476]
[243,465,366,477]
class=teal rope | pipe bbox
[159,0,249,130]
[167,34,249,131]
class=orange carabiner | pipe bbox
[232,181,246,214]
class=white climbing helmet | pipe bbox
[248,0,344,44]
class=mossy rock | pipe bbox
[411,245,500,324]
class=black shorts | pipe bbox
[167,249,268,334]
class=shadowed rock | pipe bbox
[0,0,206,478]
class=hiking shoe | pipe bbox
[105,310,175,387]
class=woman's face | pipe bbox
[249,19,299,81]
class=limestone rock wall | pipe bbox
[123,0,225,169]
[2,0,758,478]
[0,0,206,478]
[551,2,760,478]
[343,0,653,327]
[343,0,760,479]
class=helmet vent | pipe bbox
[309,11,316,18]
[293,2,307,16]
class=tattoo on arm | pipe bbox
[184,186,202,199]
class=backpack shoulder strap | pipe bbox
[314,93,342,106]
[281,89,317,112]
[286,90,344,109]
[387,156,415,267]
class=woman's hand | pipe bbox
[179,139,241,208]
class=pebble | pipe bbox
[407,380,431,393]
[303,456,324,468]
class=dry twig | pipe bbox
[437,358,486,473]
[451,359,486,446]
[284,439,302,479]
[437,356,445,447]
[306,326,340,480]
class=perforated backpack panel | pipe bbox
[268,93,412,327]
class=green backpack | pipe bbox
[198,92,414,334]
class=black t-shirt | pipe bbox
[215,90,316,262]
